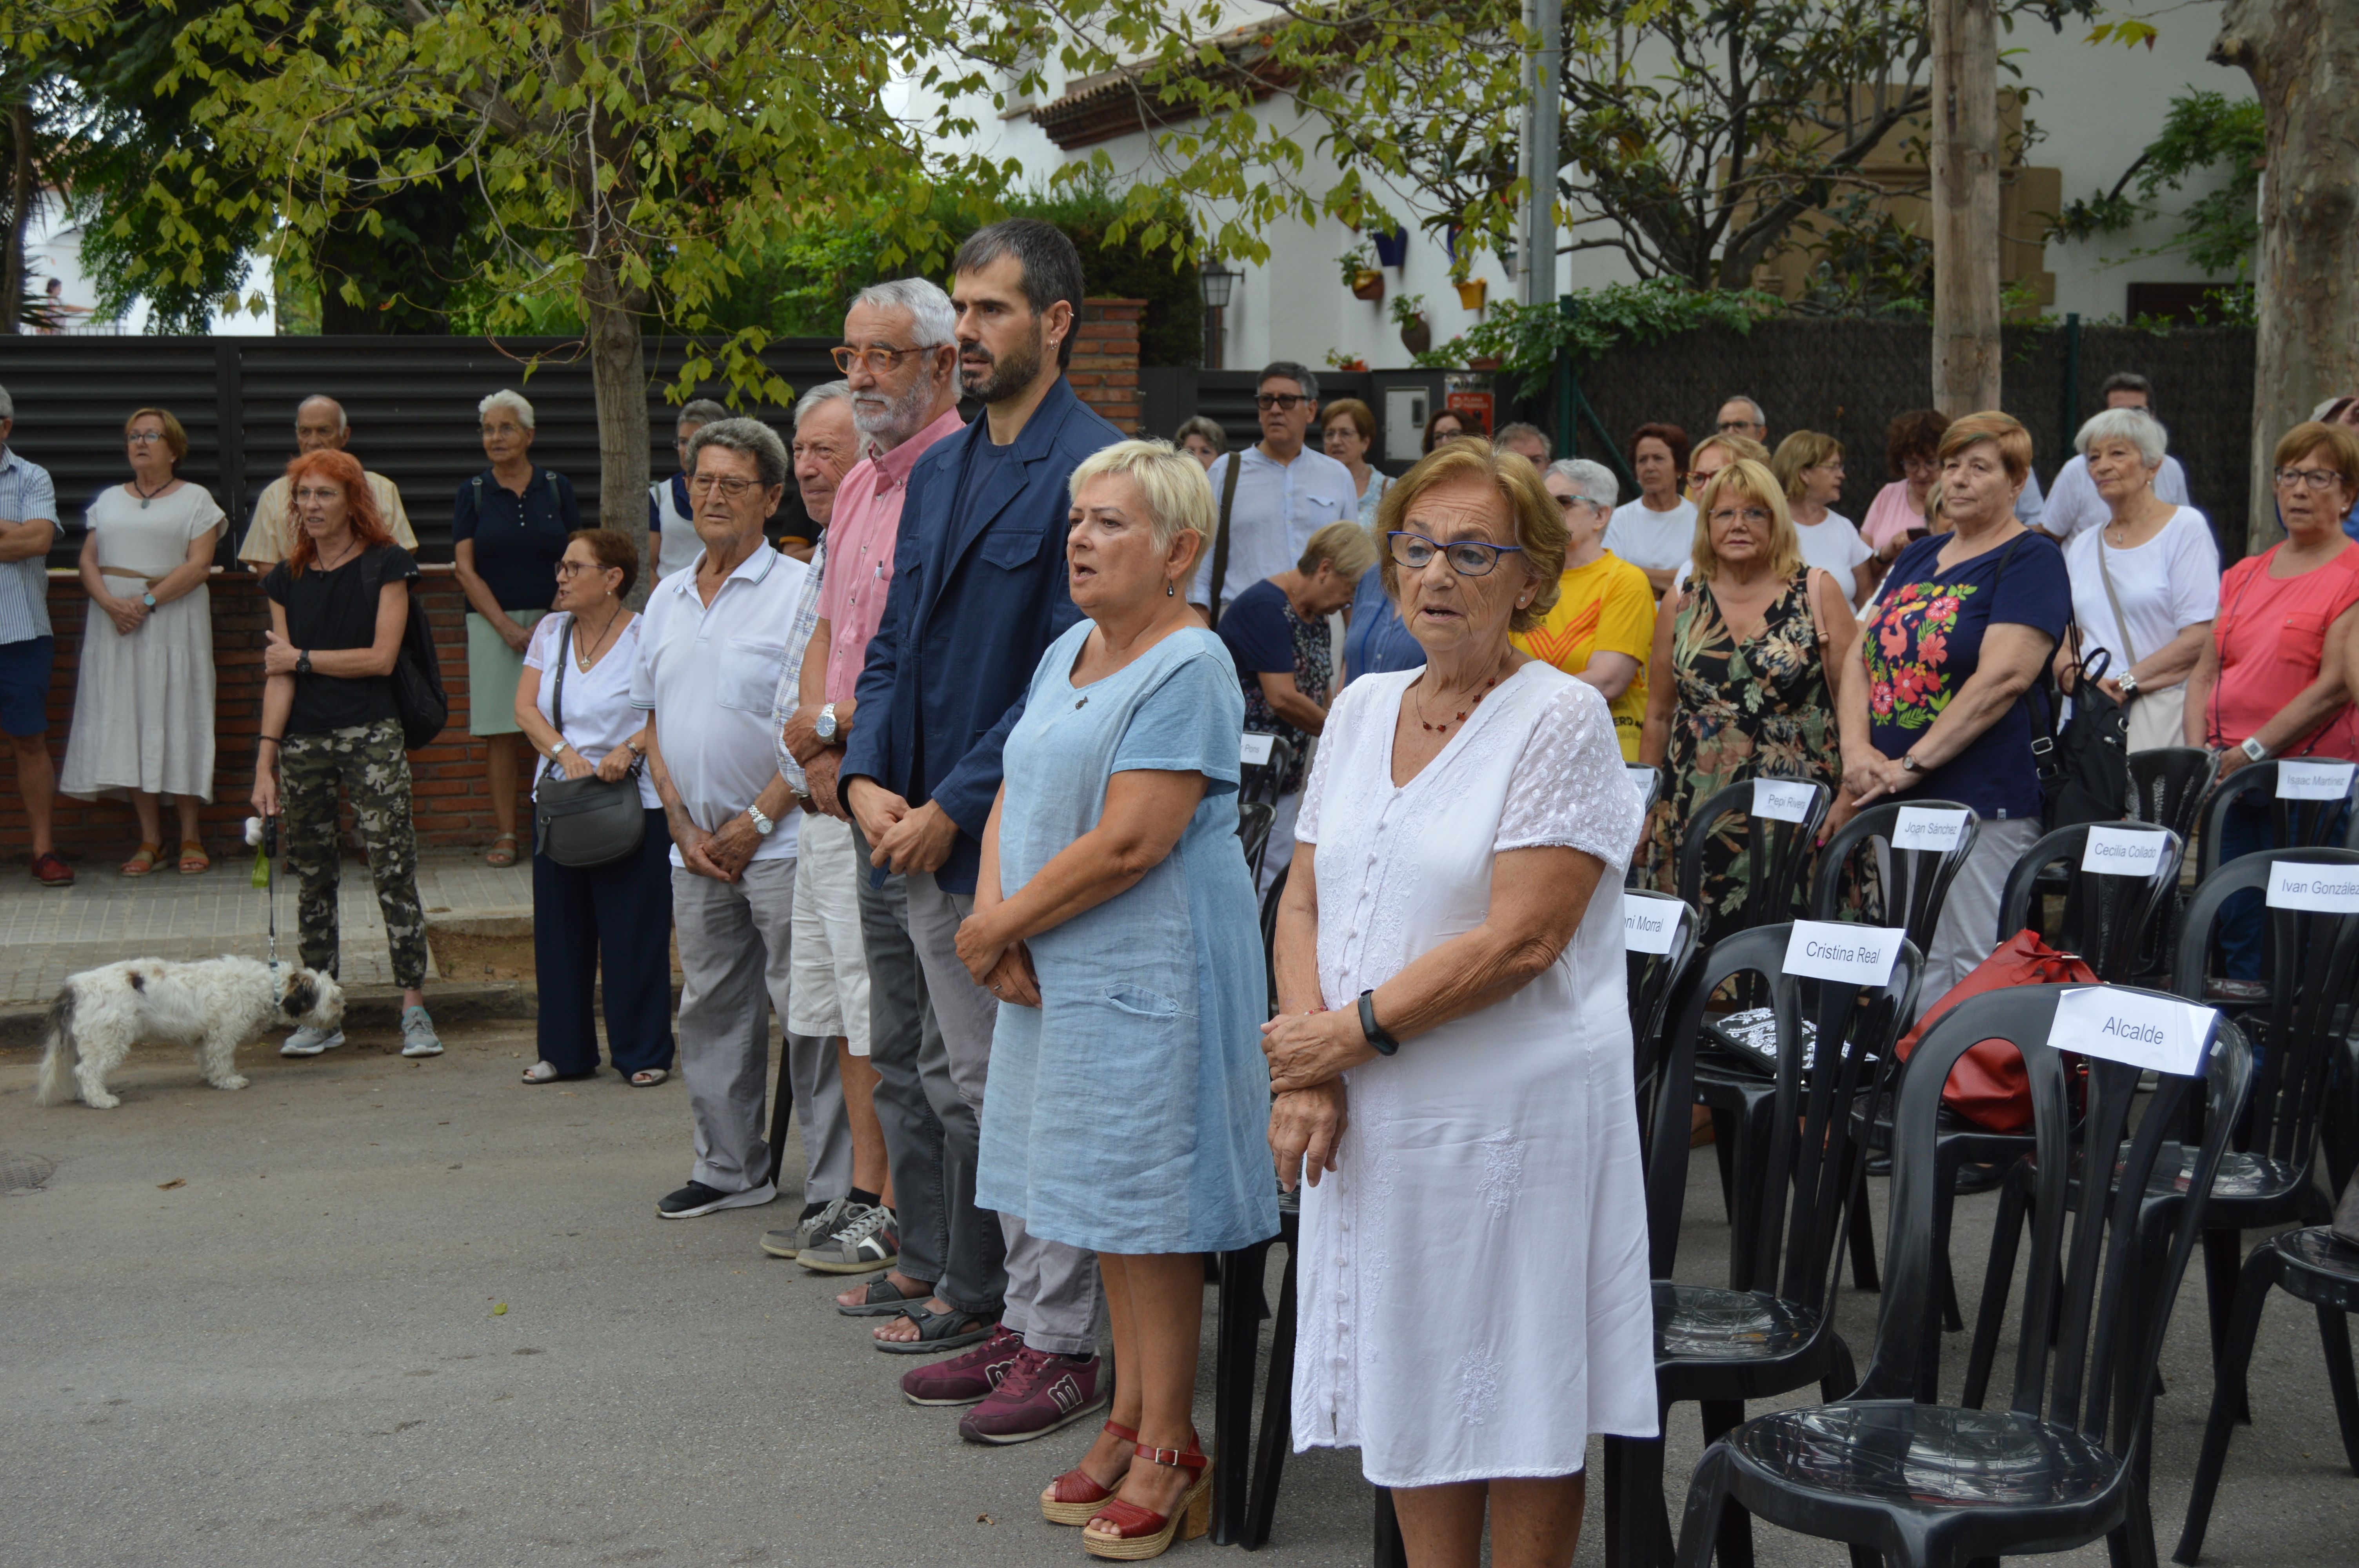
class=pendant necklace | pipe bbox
[1413,665,1502,733]
[575,605,623,671]
[130,479,168,511]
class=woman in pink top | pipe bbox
[1859,409,1950,598]
[2184,420,2359,977]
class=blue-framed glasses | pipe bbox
[1388,530,1526,577]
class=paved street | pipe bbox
[2,1005,2354,1565]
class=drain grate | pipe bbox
[1,1152,58,1193]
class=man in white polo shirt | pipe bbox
[633,416,847,1221]
[1188,360,1355,623]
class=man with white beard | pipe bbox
[764,279,968,1282]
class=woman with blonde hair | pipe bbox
[1640,457,1857,929]
[956,439,1274,1560]
[1770,429,1874,606]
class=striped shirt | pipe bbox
[771,537,826,794]
[0,446,58,644]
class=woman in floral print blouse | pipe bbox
[1838,410,2071,1001]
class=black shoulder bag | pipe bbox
[532,619,648,867]
[2008,536,2130,829]
[357,547,448,751]
[1205,451,1244,626]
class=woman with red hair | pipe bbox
[252,448,443,1060]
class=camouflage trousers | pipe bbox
[281,718,428,991]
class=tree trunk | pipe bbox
[0,98,35,335]
[582,253,651,538]
[1929,0,2001,416]
[2213,0,2359,553]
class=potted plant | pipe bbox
[1454,277,1488,311]
[1324,349,1370,372]
[1338,242,1384,302]
[1390,292,1431,355]
[1372,225,1410,269]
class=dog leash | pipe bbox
[246,814,280,970]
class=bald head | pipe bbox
[295,396,349,455]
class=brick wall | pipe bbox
[5,568,533,862]
[1072,297,1144,434]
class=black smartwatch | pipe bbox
[1356,989,1400,1056]
[296,650,312,675]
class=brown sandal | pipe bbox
[484,832,519,867]
[178,840,209,875]
[120,842,160,877]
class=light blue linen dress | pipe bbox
[974,621,1279,1256]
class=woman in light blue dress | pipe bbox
[957,439,1275,1562]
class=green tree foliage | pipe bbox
[2048,88,2263,284]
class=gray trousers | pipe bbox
[906,870,1102,1357]
[671,858,850,1201]
[1923,815,2043,1009]
[848,829,986,1308]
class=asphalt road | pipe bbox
[3,1018,2352,1568]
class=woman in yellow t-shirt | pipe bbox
[1512,459,1655,760]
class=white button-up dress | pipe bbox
[1291,661,1658,1487]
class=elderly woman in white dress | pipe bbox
[62,407,223,875]
[2056,406,2219,752]
[1262,441,1654,1568]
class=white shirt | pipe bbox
[1603,497,1697,574]
[2042,454,2191,542]
[630,544,809,864]
[1793,510,1872,584]
[1189,445,1356,610]
[524,612,662,808]
[649,474,702,583]
[2063,505,2220,676]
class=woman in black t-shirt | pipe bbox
[254,448,442,1061]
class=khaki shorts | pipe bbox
[466,610,547,737]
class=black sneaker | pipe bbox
[798,1203,900,1274]
[657,1180,776,1219]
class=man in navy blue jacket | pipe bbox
[843,220,1123,1442]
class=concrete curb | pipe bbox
[0,979,536,1050]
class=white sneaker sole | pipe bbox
[281,1032,346,1058]
[400,1040,443,1058]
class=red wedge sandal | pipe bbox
[1040,1421,1137,1525]
[1081,1436,1212,1561]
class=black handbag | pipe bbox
[2032,639,2132,830]
[532,619,647,868]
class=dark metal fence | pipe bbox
[0,334,840,563]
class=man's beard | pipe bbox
[852,369,937,447]
[958,322,1047,404]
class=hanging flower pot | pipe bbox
[1467,354,1503,371]
[1371,226,1410,269]
[1351,269,1386,302]
[1455,278,1488,311]
[1398,314,1432,355]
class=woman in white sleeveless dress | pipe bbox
[1262,442,1654,1568]
[61,408,222,875]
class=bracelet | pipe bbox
[258,736,282,747]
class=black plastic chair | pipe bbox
[1625,889,1700,1140]
[1211,1189,1298,1548]
[2129,746,2219,840]
[1608,922,1921,1568]
[2173,1225,2359,1562]
[1675,776,1831,946]
[1237,734,1297,811]
[2192,758,2359,882]
[1963,847,2359,1412]
[1628,764,1665,887]
[1236,800,1275,885]
[1670,985,2253,1568]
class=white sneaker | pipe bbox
[281,1025,345,1058]
[399,1006,443,1058]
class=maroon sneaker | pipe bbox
[30,852,71,887]
[900,1324,1023,1407]
[957,1346,1107,1445]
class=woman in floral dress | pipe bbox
[1639,459,1857,936]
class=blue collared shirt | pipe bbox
[0,446,58,644]
[1343,564,1424,685]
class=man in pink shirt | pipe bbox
[774,279,970,1314]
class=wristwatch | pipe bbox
[549,740,570,757]
[1899,750,1924,773]
[296,650,312,675]
[2118,670,2140,697]
[1356,990,1400,1057]
[747,804,776,837]
[815,702,839,743]
[2241,736,2270,764]
[140,592,156,609]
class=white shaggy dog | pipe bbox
[35,956,344,1109]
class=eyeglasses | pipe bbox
[1717,419,1758,433]
[1683,470,1723,489]
[831,344,929,375]
[1709,506,1772,527]
[1388,530,1526,577]
[1549,492,1581,509]
[555,560,615,578]
[690,474,762,499]
[127,430,167,445]
[292,486,343,505]
[2274,467,2346,493]
[1255,393,1307,412]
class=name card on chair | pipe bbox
[1893,806,1971,853]
[2264,862,2359,913]
[1626,765,1656,797]
[1623,896,1682,954]
[1239,732,1275,766]
[2050,987,2216,1077]
[2080,825,2168,877]
[1752,779,1816,823]
[2276,759,2357,800]
[1781,920,1906,986]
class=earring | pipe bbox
[1166,580,1176,597]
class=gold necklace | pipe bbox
[574,604,623,670]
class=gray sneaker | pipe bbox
[798,1203,899,1274]
[281,1025,346,1058]
[398,1006,443,1058]
[760,1194,851,1260]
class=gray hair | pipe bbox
[851,277,956,348]
[688,417,789,490]
[2100,370,2154,407]
[793,380,854,427]
[676,399,730,430]
[2074,406,2168,468]
[1174,415,1227,456]
[1548,457,1619,512]
[478,388,535,430]
[0,382,15,421]
[1258,361,1319,403]
[1494,422,1551,460]
[296,394,347,433]
[1721,394,1767,427]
